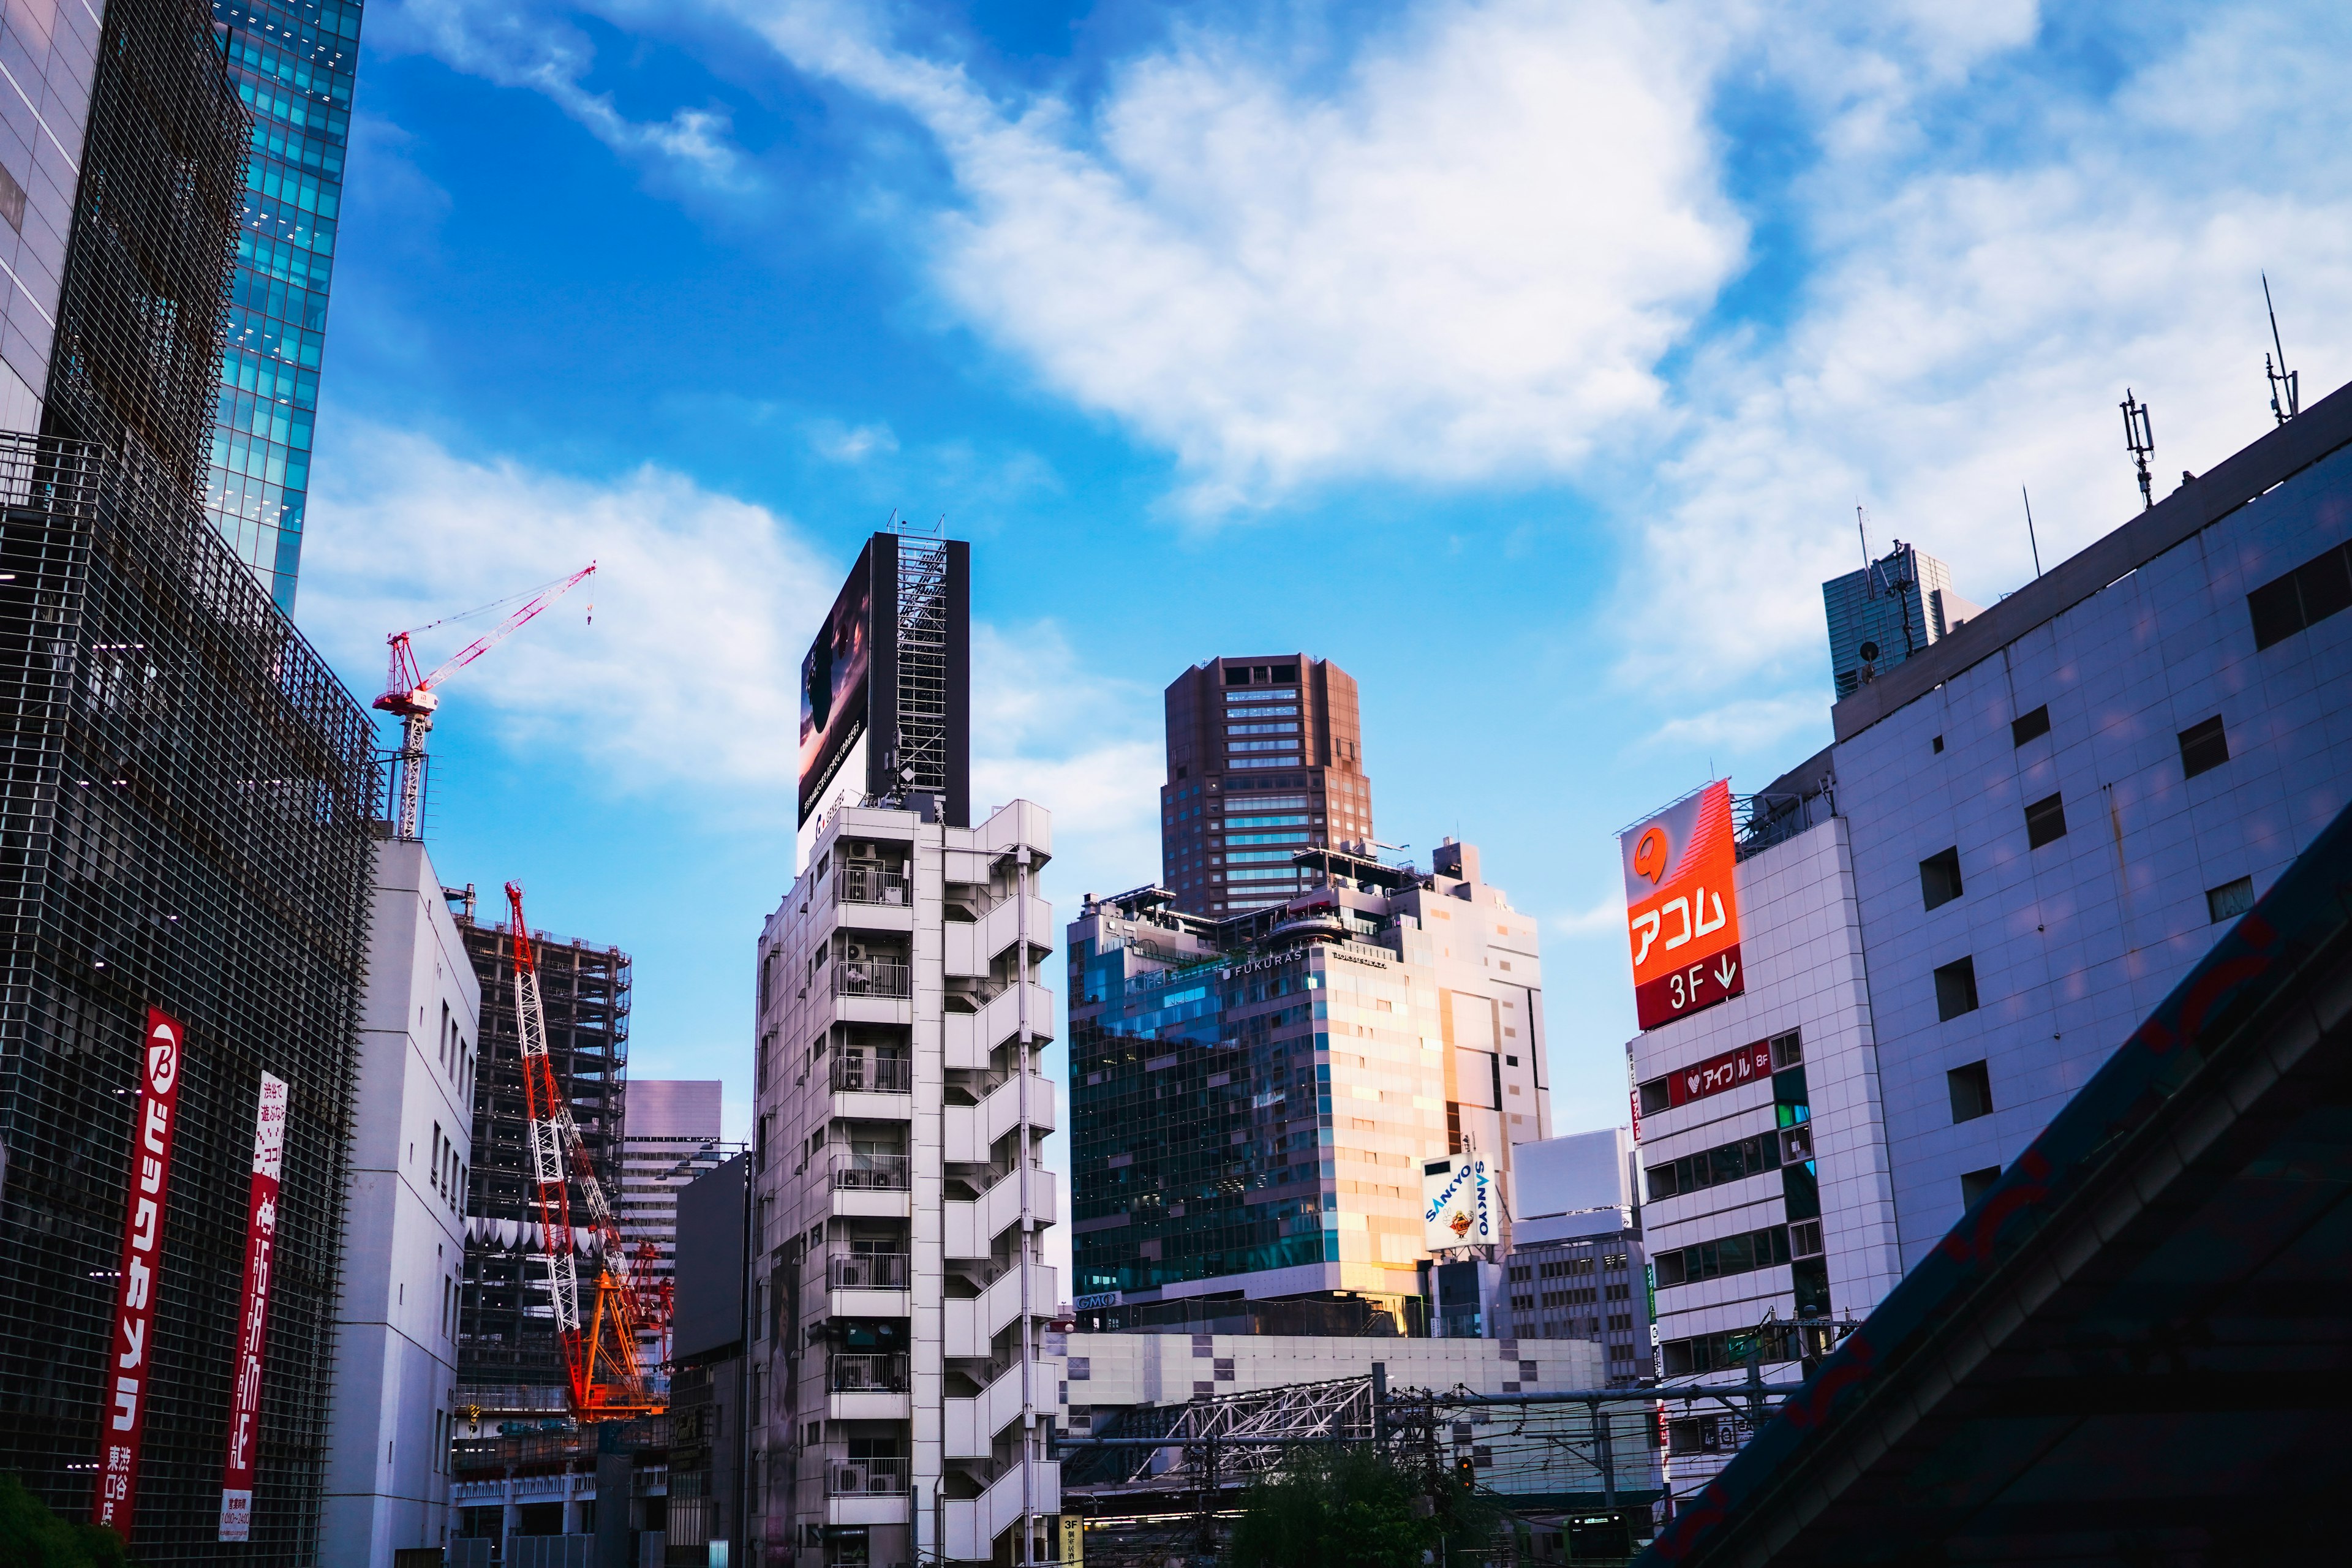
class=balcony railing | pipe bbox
[833,1152,911,1191]
[828,1456,910,1495]
[836,866,910,907]
[831,1052,913,1094]
[829,1251,910,1291]
[833,959,912,999]
[830,1354,911,1394]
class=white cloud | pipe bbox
[382,0,748,183]
[809,420,900,462]
[714,0,1747,508]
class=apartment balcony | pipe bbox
[831,1049,914,1121]
[946,1161,1057,1261]
[941,1458,1061,1564]
[834,866,914,939]
[829,1353,911,1421]
[945,1263,1058,1358]
[827,1250,911,1318]
[825,1456,910,1526]
[944,1072,1055,1162]
[831,1152,912,1219]
[944,982,1056,1069]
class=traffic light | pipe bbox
[1455,1456,1476,1492]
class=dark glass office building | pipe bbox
[0,4,379,1563]
[206,1,366,610]
[1161,654,1374,914]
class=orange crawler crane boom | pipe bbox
[508,881,662,1420]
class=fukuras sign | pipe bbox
[220,1072,290,1541]
[1422,1155,1495,1251]
[1621,780,1746,1030]
[96,1008,188,1536]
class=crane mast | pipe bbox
[508,881,660,1420]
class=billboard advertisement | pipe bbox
[95,1008,188,1536]
[1621,780,1745,1030]
[1422,1155,1495,1251]
[219,1072,289,1542]
[798,542,876,826]
[1664,1038,1773,1108]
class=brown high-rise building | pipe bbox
[1161,654,1374,913]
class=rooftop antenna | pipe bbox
[2120,390,2155,511]
[2021,486,2043,577]
[1856,504,1874,594]
[2263,272,2300,425]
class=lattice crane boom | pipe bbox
[374,562,595,840]
[507,881,660,1420]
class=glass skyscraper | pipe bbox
[208,1,364,610]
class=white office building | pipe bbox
[753,797,1062,1568]
[1631,383,2352,1488]
[323,837,480,1567]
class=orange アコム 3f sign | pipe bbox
[1622,780,1744,1030]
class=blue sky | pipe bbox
[295,2,2352,1243]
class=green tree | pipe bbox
[1226,1447,1438,1568]
[0,1476,131,1568]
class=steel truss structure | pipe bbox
[892,530,952,798]
[1066,1375,1375,1493]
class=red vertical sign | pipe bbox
[219,1071,289,1542]
[94,1008,187,1537]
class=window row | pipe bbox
[1653,1220,1814,1289]
[1643,1124,1811,1200]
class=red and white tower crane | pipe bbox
[507,880,662,1421]
[374,563,595,840]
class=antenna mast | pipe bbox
[2263,272,2300,425]
[2021,487,2043,578]
[2120,391,2155,512]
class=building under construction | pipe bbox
[453,891,633,1408]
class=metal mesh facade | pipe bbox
[0,7,377,1563]
[42,0,249,494]
[457,916,631,1391]
[0,423,377,1560]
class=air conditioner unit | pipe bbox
[846,942,866,960]
[837,1464,866,1493]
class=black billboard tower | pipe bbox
[0,5,378,1566]
[798,529,971,830]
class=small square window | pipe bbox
[2011,705,2051,747]
[1504,1055,1518,1066]
[1934,956,1980,1022]
[1918,847,1963,911]
[1768,1030,1803,1069]
[2024,793,2068,848]
[1960,1165,2002,1207]
[1931,734,1945,754]
[2206,876,2255,924]
[1637,1079,1670,1116]
[2178,715,2229,780]
[1948,1060,1994,1123]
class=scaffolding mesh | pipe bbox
[458,918,631,1392]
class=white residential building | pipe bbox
[753,798,1062,1568]
[323,837,481,1567]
